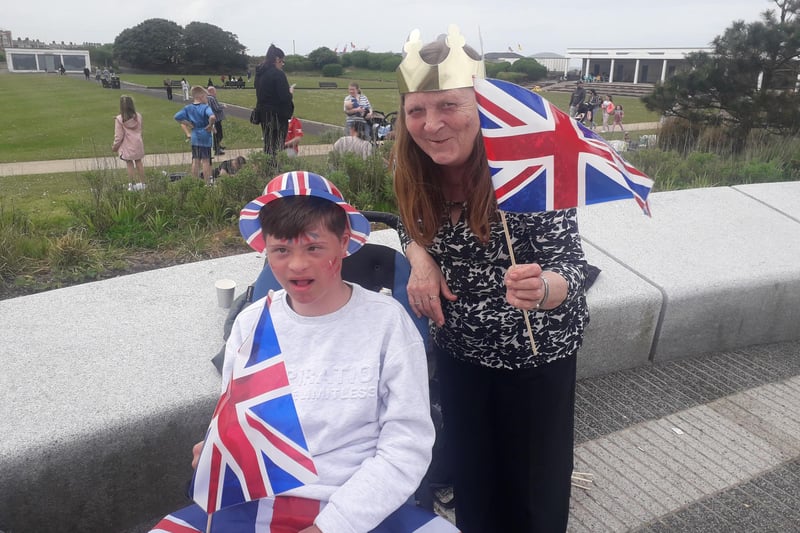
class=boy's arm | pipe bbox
[179,122,192,139]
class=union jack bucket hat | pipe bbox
[239,170,370,256]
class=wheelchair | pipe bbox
[211,210,452,511]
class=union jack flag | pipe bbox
[474,77,653,215]
[150,498,459,533]
[190,298,318,514]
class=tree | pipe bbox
[642,0,800,148]
[509,58,548,81]
[182,22,247,72]
[308,47,339,69]
[114,19,183,70]
[87,44,114,68]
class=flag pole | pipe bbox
[500,210,538,355]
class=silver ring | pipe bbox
[428,295,437,301]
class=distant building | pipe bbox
[529,52,570,74]
[484,51,525,65]
[5,47,90,73]
[0,29,12,50]
[566,47,714,84]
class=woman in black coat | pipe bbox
[255,44,294,156]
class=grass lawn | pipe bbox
[1,70,660,164]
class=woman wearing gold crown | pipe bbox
[391,26,590,533]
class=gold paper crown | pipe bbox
[396,25,486,94]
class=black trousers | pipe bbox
[435,347,577,533]
[214,121,224,151]
[262,112,288,156]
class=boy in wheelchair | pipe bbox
[150,172,455,532]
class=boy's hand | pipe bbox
[191,440,204,469]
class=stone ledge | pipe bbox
[2,181,800,532]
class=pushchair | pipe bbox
[211,210,452,511]
[367,110,398,143]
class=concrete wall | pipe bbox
[1,182,799,532]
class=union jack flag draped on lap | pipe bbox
[474,77,653,215]
[150,498,459,533]
[190,298,318,514]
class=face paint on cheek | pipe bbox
[327,257,341,274]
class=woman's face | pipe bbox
[348,85,358,97]
[403,87,480,166]
[403,88,480,169]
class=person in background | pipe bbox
[112,95,146,183]
[568,80,586,118]
[588,88,602,130]
[212,155,247,180]
[391,26,590,533]
[610,103,625,133]
[180,78,190,101]
[206,86,226,155]
[602,94,614,133]
[255,44,294,156]
[174,86,216,185]
[343,82,372,139]
[284,115,304,156]
[333,122,373,159]
[164,79,173,101]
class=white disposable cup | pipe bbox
[215,279,237,308]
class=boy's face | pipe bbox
[264,223,350,316]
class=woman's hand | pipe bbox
[191,440,204,469]
[504,265,568,311]
[299,525,322,533]
[405,242,455,327]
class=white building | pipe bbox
[565,47,714,83]
[529,52,570,74]
[5,47,90,73]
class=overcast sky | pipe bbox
[4,0,773,62]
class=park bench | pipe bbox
[223,79,246,89]
[319,81,338,89]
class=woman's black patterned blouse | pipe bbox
[399,208,590,370]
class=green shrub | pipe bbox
[495,71,527,84]
[486,61,510,78]
[322,63,343,77]
[510,58,547,81]
[0,205,49,282]
[49,228,103,271]
[380,56,402,72]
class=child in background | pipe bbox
[610,104,625,133]
[111,95,145,183]
[284,115,304,156]
[174,86,216,185]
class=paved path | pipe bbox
[433,340,800,532]
[0,145,335,177]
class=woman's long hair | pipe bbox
[119,95,137,122]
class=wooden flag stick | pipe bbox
[500,210,538,355]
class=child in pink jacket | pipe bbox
[112,95,145,182]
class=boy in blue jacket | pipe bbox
[174,86,216,185]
